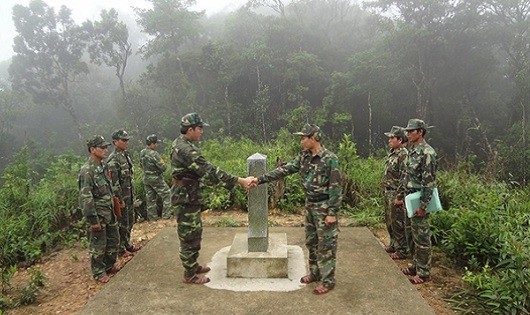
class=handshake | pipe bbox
[237,176,260,190]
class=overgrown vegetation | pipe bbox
[1,136,529,313]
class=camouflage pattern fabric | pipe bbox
[257,146,342,288]
[404,139,437,278]
[257,146,342,216]
[107,149,135,252]
[78,158,119,279]
[140,147,172,220]
[305,202,339,288]
[170,135,239,277]
[382,146,409,256]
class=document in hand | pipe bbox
[405,188,443,218]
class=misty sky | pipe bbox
[0,0,248,61]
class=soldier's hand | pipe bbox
[237,177,253,190]
[324,215,337,226]
[393,198,404,206]
[414,207,427,217]
[91,223,102,232]
[120,200,125,208]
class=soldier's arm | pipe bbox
[153,151,167,173]
[257,154,302,184]
[107,156,123,200]
[419,151,436,209]
[395,151,408,201]
[78,169,99,226]
[326,156,342,217]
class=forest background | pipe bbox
[0,0,529,314]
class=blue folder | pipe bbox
[405,188,443,218]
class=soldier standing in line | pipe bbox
[381,126,409,260]
[107,129,141,257]
[170,112,253,285]
[401,119,437,284]
[78,135,120,283]
[140,134,173,221]
[250,124,342,295]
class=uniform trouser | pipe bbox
[406,215,432,278]
[144,177,173,221]
[384,192,408,256]
[175,204,203,278]
[305,203,338,288]
[118,202,135,252]
[88,217,119,279]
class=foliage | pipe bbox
[211,215,241,227]
[431,167,530,313]
[9,0,89,137]
[0,267,46,311]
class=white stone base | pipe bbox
[226,233,288,278]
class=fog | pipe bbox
[0,0,528,183]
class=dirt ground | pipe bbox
[5,211,462,315]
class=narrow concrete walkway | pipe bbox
[80,227,435,315]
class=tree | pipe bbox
[246,0,286,17]
[9,0,88,139]
[134,0,204,59]
[85,9,132,99]
[480,0,530,184]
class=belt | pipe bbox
[307,195,328,203]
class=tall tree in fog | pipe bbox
[9,0,88,139]
[481,0,530,184]
[246,0,286,16]
[85,9,132,100]
[134,0,204,119]
[365,0,461,119]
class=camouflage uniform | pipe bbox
[141,135,172,221]
[403,119,437,279]
[107,129,135,253]
[381,126,409,257]
[78,135,119,280]
[170,113,239,278]
[258,124,342,289]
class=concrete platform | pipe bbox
[80,227,435,315]
[227,233,288,278]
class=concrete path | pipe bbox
[80,227,435,315]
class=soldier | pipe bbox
[140,134,173,221]
[170,112,253,285]
[78,135,120,283]
[401,119,437,284]
[250,124,342,295]
[381,126,409,260]
[107,129,141,257]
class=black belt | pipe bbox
[307,195,328,203]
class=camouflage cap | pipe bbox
[112,129,130,140]
[384,126,406,139]
[86,135,111,148]
[293,123,320,137]
[404,119,431,131]
[146,134,161,145]
[180,113,210,127]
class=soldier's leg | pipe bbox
[176,204,203,278]
[305,208,320,280]
[411,215,431,278]
[314,210,338,289]
[88,223,108,280]
[145,182,159,221]
[153,179,172,219]
[383,192,395,251]
[117,204,129,254]
[104,220,120,272]
[391,203,409,258]
[125,202,137,251]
